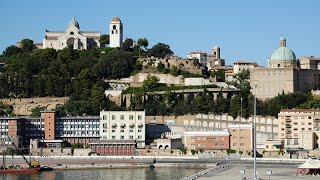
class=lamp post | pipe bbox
[253,95,257,180]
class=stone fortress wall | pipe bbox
[0,97,68,115]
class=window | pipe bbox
[308,122,312,125]
[294,122,298,125]
[281,122,284,125]
[129,136,133,139]
[120,130,124,133]
[301,128,305,131]
[112,136,115,139]
[120,136,124,139]
[120,115,124,120]
[138,135,142,139]
[70,32,74,35]
[301,122,305,125]
[103,123,108,128]
[138,115,142,120]
[240,143,244,147]
[294,128,298,131]
[308,128,312,131]
[129,130,133,133]
[112,115,116,120]
[103,115,107,120]
[232,129,237,132]
[233,143,237,146]
[129,115,134,120]
[138,129,142,132]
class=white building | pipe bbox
[109,16,123,48]
[187,52,207,67]
[99,111,145,148]
[43,17,100,50]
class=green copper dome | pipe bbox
[269,37,296,61]
[68,16,80,29]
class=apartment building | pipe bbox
[184,131,230,150]
[229,124,253,151]
[278,109,320,149]
[99,111,146,148]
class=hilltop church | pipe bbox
[250,37,320,100]
[40,16,123,50]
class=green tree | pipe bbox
[148,43,173,58]
[99,34,110,47]
[30,106,46,117]
[157,62,168,73]
[20,39,35,53]
[210,70,225,82]
[93,49,135,79]
[169,65,180,77]
[2,45,21,57]
[137,38,149,50]
[142,75,160,90]
[229,95,241,119]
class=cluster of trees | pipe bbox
[0,38,175,116]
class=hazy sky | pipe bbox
[1,0,319,66]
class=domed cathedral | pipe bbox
[109,16,123,48]
[250,36,320,100]
[268,37,297,68]
[43,17,101,50]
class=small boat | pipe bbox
[0,167,41,173]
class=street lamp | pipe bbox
[253,94,257,180]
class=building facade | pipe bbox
[184,131,230,150]
[43,17,100,50]
[250,37,320,100]
[278,109,320,149]
[99,111,146,148]
[109,16,123,48]
[229,124,253,151]
[187,52,207,67]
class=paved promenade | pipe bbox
[198,163,318,180]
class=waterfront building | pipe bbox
[99,111,146,148]
[278,109,320,150]
[250,37,320,100]
[184,131,230,150]
[0,117,25,150]
[229,124,253,151]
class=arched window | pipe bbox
[113,25,116,30]
[115,30,118,34]
[70,32,74,35]
[67,37,75,48]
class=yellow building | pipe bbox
[278,109,320,150]
[250,37,320,100]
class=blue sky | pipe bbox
[1,0,319,66]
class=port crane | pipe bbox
[7,136,40,168]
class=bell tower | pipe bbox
[109,16,123,48]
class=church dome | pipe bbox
[111,16,121,23]
[68,17,80,29]
[269,37,296,62]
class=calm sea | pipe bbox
[0,167,205,180]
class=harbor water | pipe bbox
[0,167,205,180]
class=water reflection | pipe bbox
[1,167,205,180]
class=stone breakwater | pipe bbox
[181,163,235,180]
